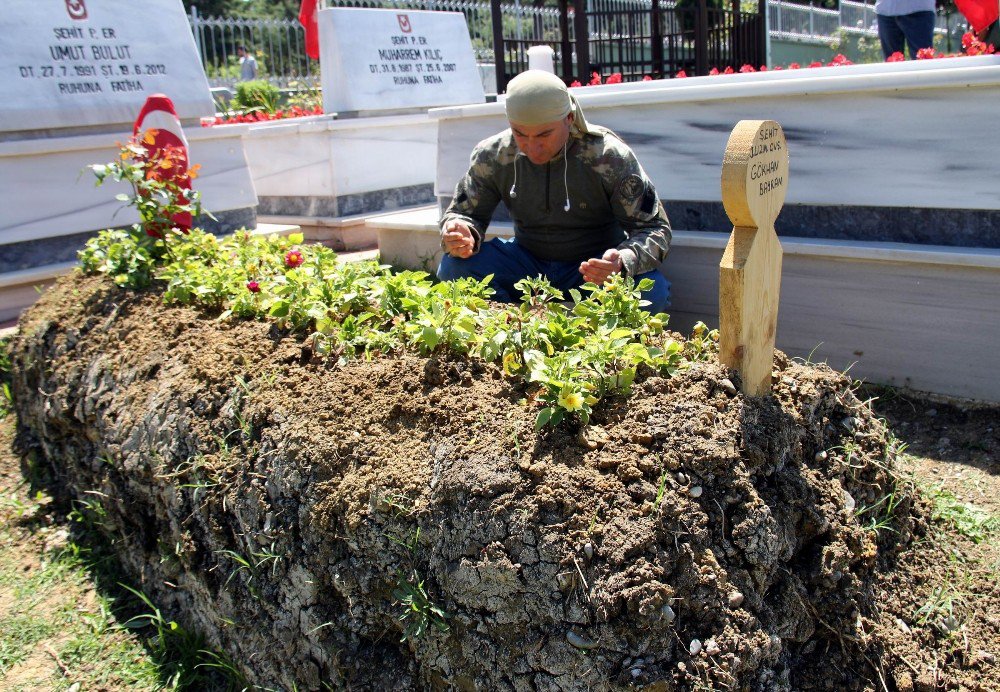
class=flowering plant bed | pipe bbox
[575,32,995,84]
[202,105,324,126]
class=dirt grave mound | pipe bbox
[10,274,919,690]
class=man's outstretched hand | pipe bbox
[579,248,623,285]
[441,220,475,258]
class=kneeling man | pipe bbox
[438,70,672,313]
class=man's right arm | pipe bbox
[439,144,502,256]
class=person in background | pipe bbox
[437,70,671,313]
[954,0,1000,49]
[236,44,258,81]
[875,0,938,59]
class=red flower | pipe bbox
[886,51,905,62]
[642,75,653,81]
[916,47,937,59]
[284,249,305,268]
[788,62,801,69]
[962,32,974,49]
[739,64,756,73]
[589,71,602,85]
[247,281,261,293]
[828,54,853,66]
[759,65,768,71]
[808,61,823,68]
[606,72,622,84]
[570,79,582,87]
[709,67,720,75]
[723,66,734,74]
[675,70,687,78]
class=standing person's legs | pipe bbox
[437,237,543,302]
[877,14,906,59]
[896,11,936,58]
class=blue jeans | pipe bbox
[877,11,935,60]
[437,237,671,314]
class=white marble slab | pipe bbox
[0,126,257,245]
[318,8,485,113]
[244,113,438,198]
[433,59,1000,212]
[1,0,213,135]
[664,242,1000,402]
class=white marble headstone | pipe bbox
[319,8,485,113]
[1,0,213,135]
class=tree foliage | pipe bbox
[182,0,303,21]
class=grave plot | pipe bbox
[9,268,919,691]
[10,119,991,691]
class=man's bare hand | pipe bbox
[441,220,475,259]
[579,248,623,285]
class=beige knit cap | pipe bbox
[504,70,590,133]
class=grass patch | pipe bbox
[927,486,998,544]
[0,335,12,421]
[0,437,242,691]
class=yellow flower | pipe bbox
[558,389,585,412]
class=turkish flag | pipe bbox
[955,0,999,34]
[133,94,193,234]
[299,0,320,60]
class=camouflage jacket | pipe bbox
[440,125,672,277]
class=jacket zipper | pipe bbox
[544,162,550,214]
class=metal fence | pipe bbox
[188,1,974,90]
[189,0,522,88]
[189,7,319,88]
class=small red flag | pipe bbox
[133,94,192,234]
[955,0,999,34]
[299,0,319,60]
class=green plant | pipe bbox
[83,226,706,430]
[118,583,227,688]
[392,570,449,642]
[854,486,906,536]
[285,80,323,110]
[79,133,204,288]
[914,583,965,636]
[684,321,719,361]
[0,336,12,420]
[216,544,283,599]
[928,487,998,544]
[232,79,281,114]
[68,494,110,534]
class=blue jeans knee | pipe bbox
[636,270,671,314]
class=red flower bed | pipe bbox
[573,33,994,86]
[202,105,324,127]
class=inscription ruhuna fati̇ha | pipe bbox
[718,120,790,396]
[368,33,457,86]
[16,24,160,96]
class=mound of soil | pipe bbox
[10,275,923,690]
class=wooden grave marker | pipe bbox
[719,120,789,396]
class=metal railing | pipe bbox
[189,7,320,88]
[189,1,973,89]
[189,0,537,88]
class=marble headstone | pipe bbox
[319,8,485,113]
[1,0,213,137]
